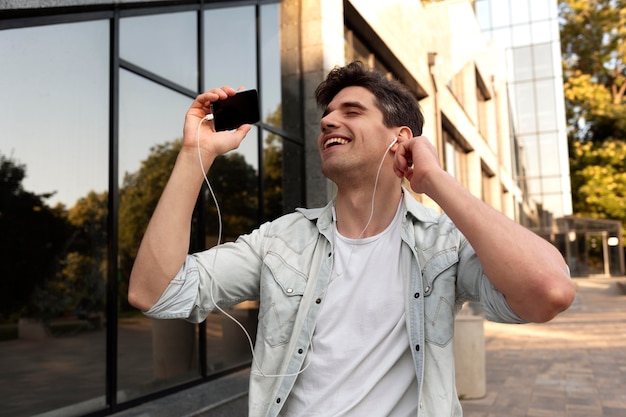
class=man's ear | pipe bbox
[391,126,413,150]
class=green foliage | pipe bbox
[0,153,76,319]
[570,140,626,237]
[560,0,626,237]
[560,0,626,141]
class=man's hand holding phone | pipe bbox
[183,86,259,162]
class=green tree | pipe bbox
[263,103,285,222]
[0,153,74,319]
[560,0,626,142]
[570,140,626,237]
[560,0,626,236]
[62,191,109,315]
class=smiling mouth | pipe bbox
[323,137,350,150]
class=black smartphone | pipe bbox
[211,89,260,131]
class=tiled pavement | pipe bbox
[460,278,626,417]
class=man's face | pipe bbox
[317,86,396,183]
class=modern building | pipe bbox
[0,1,584,416]
[473,0,624,277]
[474,0,573,228]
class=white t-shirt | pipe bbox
[280,200,418,416]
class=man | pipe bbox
[129,61,575,417]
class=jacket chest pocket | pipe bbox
[258,251,307,347]
[422,248,458,348]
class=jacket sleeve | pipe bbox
[456,238,527,324]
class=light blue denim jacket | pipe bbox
[146,189,524,417]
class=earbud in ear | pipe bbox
[388,137,398,149]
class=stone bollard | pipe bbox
[454,315,486,399]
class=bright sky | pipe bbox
[0,4,280,208]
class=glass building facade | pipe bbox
[474,0,573,228]
[0,2,304,416]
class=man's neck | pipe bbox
[333,182,402,239]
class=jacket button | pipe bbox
[276,398,281,404]
[414,292,420,298]
[315,298,322,304]
[298,348,304,354]
[415,344,420,351]
[286,288,293,294]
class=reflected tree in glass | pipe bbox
[0,152,75,323]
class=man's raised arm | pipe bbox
[128,87,251,312]
[394,136,576,323]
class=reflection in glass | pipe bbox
[203,6,257,91]
[205,125,260,246]
[120,11,198,91]
[263,130,285,222]
[533,43,555,79]
[535,79,557,131]
[202,125,261,373]
[512,46,533,81]
[118,70,198,400]
[515,81,537,134]
[0,21,109,417]
[261,3,283,130]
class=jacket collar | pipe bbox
[296,187,441,227]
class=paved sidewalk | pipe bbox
[461,278,626,417]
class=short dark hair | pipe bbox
[314,61,424,135]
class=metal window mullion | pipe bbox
[106,8,120,411]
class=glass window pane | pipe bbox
[538,132,561,176]
[521,134,541,176]
[0,21,109,416]
[512,46,533,81]
[535,79,557,131]
[261,3,286,132]
[533,43,555,79]
[515,47,535,79]
[120,12,198,91]
[515,81,537,134]
[203,6,257,91]
[117,70,199,400]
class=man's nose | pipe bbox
[320,112,339,132]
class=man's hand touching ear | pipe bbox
[393,136,442,195]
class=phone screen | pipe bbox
[211,89,260,131]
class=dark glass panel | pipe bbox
[260,3,283,131]
[117,69,199,401]
[0,20,109,417]
[120,11,198,91]
[203,6,257,91]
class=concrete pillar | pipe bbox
[454,315,486,399]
